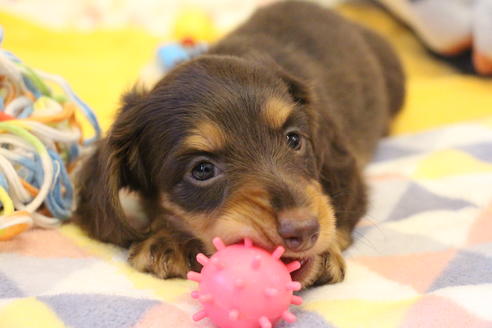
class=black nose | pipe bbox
[277,209,320,252]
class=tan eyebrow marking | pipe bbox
[183,120,226,152]
[262,97,294,129]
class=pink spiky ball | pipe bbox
[187,237,303,328]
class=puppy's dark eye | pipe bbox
[286,132,302,150]
[191,161,216,181]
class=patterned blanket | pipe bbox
[1,117,492,328]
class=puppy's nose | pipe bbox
[277,209,320,252]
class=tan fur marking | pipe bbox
[301,181,347,286]
[183,121,226,152]
[304,181,337,245]
[262,98,294,129]
[159,193,209,232]
[210,184,278,250]
[326,244,346,283]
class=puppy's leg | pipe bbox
[313,122,368,286]
[311,224,353,286]
[313,244,347,286]
[128,228,202,278]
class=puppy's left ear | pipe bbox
[317,118,367,234]
[112,87,151,191]
[74,87,151,247]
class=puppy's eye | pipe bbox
[191,161,216,181]
[286,132,302,150]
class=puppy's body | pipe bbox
[74,1,404,287]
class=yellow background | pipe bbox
[2,2,491,135]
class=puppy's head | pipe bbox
[105,55,338,285]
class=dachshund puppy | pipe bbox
[74,1,405,287]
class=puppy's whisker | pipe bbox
[349,230,382,255]
[328,190,353,199]
[362,215,383,227]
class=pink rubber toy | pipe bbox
[187,237,303,328]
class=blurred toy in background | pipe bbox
[172,9,218,42]
[377,0,492,75]
[0,0,269,36]
[141,8,214,84]
[157,39,207,73]
[0,27,100,241]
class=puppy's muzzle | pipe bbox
[277,208,320,252]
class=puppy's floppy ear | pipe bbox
[317,117,367,233]
[109,87,151,192]
[74,88,149,247]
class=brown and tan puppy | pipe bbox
[74,1,405,288]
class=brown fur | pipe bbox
[73,1,405,288]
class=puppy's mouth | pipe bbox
[226,238,316,283]
[281,256,315,283]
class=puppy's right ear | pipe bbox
[73,88,149,247]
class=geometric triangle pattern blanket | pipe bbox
[1,117,492,328]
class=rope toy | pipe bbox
[0,27,101,240]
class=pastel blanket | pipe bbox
[1,117,492,328]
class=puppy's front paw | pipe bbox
[313,248,346,286]
[128,236,190,279]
